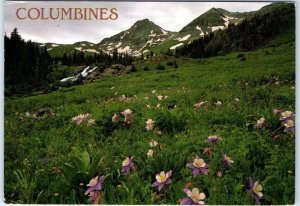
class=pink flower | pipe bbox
[112,113,119,123]
[72,113,91,125]
[207,135,222,143]
[85,176,105,196]
[87,119,96,126]
[249,177,263,204]
[121,157,134,173]
[223,154,234,166]
[121,109,133,124]
[255,117,265,128]
[146,119,155,131]
[180,188,206,205]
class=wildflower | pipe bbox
[164,96,168,99]
[223,154,234,166]
[283,119,295,133]
[147,149,154,157]
[155,130,163,136]
[207,135,221,143]
[121,157,134,173]
[151,90,156,94]
[234,98,240,103]
[111,86,115,90]
[255,117,265,128]
[144,96,149,100]
[149,140,158,147]
[180,188,206,205]
[203,147,213,155]
[85,175,105,195]
[119,94,127,101]
[151,170,172,191]
[194,101,206,109]
[249,177,263,204]
[186,156,209,176]
[112,113,119,123]
[157,95,164,101]
[146,104,151,109]
[280,111,294,121]
[217,170,223,177]
[87,119,96,126]
[146,119,155,131]
[88,191,101,204]
[215,101,222,106]
[275,81,280,85]
[121,109,133,124]
[156,104,161,108]
[72,113,91,125]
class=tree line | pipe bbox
[176,4,295,58]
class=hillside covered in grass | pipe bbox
[5,39,295,204]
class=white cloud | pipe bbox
[4,1,271,44]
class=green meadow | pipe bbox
[4,41,295,204]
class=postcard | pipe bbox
[3,1,295,204]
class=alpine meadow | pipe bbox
[4,2,295,205]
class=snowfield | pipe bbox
[170,43,184,50]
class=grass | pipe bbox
[4,41,295,204]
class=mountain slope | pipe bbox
[97,19,175,56]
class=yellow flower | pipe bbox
[193,158,206,168]
[187,188,205,204]
[156,171,169,183]
[253,181,263,198]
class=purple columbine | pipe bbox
[249,177,263,204]
[151,170,172,191]
[280,111,294,121]
[255,117,265,129]
[88,191,101,204]
[180,188,206,205]
[222,154,234,166]
[186,156,209,176]
[85,175,105,196]
[283,120,295,133]
[206,135,221,143]
[121,157,134,173]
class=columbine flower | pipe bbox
[223,154,234,166]
[146,119,155,131]
[180,188,206,205]
[147,149,154,157]
[280,111,294,121]
[112,113,119,123]
[214,101,222,106]
[249,177,263,204]
[72,113,91,125]
[121,157,134,173]
[203,147,213,155]
[151,170,172,191]
[207,135,221,143]
[283,119,295,133]
[87,119,96,126]
[157,95,164,101]
[217,170,223,177]
[85,176,105,196]
[186,156,209,176]
[255,117,265,128]
[88,191,101,204]
[121,109,133,124]
[149,140,158,147]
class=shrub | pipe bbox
[156,63,166,70]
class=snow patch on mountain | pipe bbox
[149,30,157,37]
[118,46,131,53]
[84,49,99,54]
[207,25,225,32]
[81,43,86,46]
[176,34,191,41]
[52,44,59,47]
[47,48,52,51]
[196,26,205,36]
[143,50,149,53]
[161,28,168,35]
[115,42,122,48]
[170,43,184,50]
[75,47,82,51]
[221,15,239,27]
